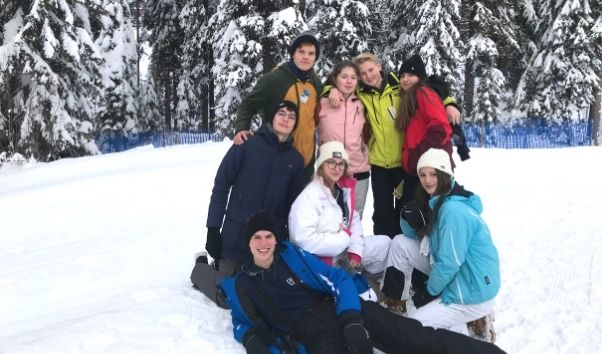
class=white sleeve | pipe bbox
[346,208,365,258]
[288,189,350,257]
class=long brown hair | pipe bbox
[414,169,453,236]
[395,81,435,131]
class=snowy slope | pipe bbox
[1,142,601,354]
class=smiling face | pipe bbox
[292,43,317,71]
[399,72,420,91]
[272,107,296,140]
[319,157,346,186]
[249,230,277,269]
[335,66,359,97]
[357,60,383,88]
[418,166,439,196]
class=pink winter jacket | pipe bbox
[317,95,370,175]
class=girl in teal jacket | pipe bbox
[384,148,500,341]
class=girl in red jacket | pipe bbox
[395,55,454,180]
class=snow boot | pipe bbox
[383,297,407,316]
[468,311,496,343]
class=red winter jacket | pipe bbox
[402,86,454,176]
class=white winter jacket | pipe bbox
[288,176,365,264]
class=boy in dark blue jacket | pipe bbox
[221,211,507,354]
[204,101,305,289]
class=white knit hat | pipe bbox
[315,141,349,169]
[416,148,454,177]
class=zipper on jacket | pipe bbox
[344,99,347,147]
[370,95,380,125]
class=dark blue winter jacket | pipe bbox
[221,242,369,353]
[206,125,305,262]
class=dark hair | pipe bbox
[414,169,453,237]
[395,82,438,131]
[326,61,359,88]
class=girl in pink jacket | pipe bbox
[317,61,371,218]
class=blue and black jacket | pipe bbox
[220,241,369,353]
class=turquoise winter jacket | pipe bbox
[400,187,500,305]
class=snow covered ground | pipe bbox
[1,142,601,354]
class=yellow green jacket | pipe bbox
[356,71,403,168]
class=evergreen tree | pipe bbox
[307,0,371,77]
[143,0,184,130]
[0,0,103,160]
[96,0,139,134]
[137,75,164,131]
[463,0,519,122]
[363,0,395,64]
[210,1,305,135]
[178,0,217,131]
[0,0,25,155]
[514,0,602,121]
[388,0,465,96]
[384,0,413,68]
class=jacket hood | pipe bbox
[428,182,482,214]
[256,124,294,147]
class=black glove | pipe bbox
[340,311,372,354]
[412,286,438,308]
[205,227,222,261]
[401,201,428,232]
[451,123,471,161]
[243,333,271,354]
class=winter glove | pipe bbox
[275,335,301,354]
[451,123,471,161]
[243,333,271,354]
[339,311,372,354]
[401,201,428,232]
[412,286,438,309]
[205,227,222,261]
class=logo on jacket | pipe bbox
[286,277,296,286]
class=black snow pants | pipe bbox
[361,300,507,354]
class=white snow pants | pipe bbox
[359,234,391,275]
[386,234,494,334]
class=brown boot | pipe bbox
[364,273,385,302]
[468,312,496,343]
[384,297,407,316]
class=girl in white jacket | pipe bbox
[288,141,390,275]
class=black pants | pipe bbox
[292,297,348,354]
[371,166,418,238]
[361,300,506,354]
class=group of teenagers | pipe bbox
[200,31,503,354]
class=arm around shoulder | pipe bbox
[235,74,272,133]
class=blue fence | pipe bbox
[463,120,594,148]
[96,120,598,154]
[96,131,222,154]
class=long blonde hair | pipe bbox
[316,163,347,195]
